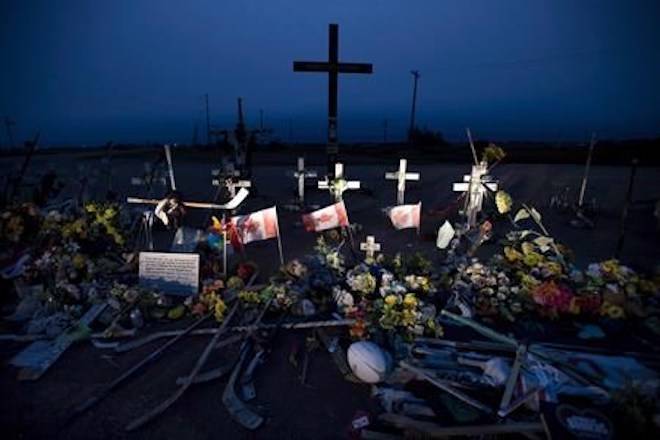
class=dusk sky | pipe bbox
[1,0,659,146]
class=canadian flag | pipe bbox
[230,206,280,246]
[302,201,350,232]
[387,202,421,230]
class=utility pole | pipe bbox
[408,70,420,143]
[205,94,211,145]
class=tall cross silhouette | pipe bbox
[293,23,373,174]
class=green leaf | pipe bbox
[529,207,542,223]
[520,230,534,239]
[513,209,530,223]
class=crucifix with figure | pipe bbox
[293,23,373,174]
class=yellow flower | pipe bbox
[384,295,398,306]
[72,254,86,270]
[600,259,620,277]
[238,290,260,303]
[523,252,543,267]
[600,302,625,320]
[214,299,227,321]
[401,309,416,326]
[504,246,523,263]
[520,274,540,290]
[403,293,418,309]
[606,304,625,319]
[495,191,513,214]
[544,261,563,276]
[521,242,535,255]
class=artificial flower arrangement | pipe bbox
[310,235,445,340]
[454,190,660,330]
[0,203,40,246]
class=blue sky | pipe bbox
[1,0,659,146]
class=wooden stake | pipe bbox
[275,207,285,266]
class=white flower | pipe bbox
[332,286,354,311]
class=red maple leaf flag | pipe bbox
[302,201,350,232]
[387,202,421,230]
[230,206,279,246]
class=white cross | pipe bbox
[452,161,498,229]
[360,235,381,262]
[127,188,250,275]
[385,158,420,205]
[213,177,252,199]
[317,162,360,202]
[293,157,317,205]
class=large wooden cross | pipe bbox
[385,158,420,205]
[293,23,373,172]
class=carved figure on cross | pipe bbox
[317,162,360,202]
[385,158,420,205]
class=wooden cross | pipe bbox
[360,235,381,262]
[317,162,360,202]
[452,161,498,229]
[293,157,317,205]
[293,23,373,171]
[385,158,420,205]
[127,189,249,275]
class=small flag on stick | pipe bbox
[302,201,350,232]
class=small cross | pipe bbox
[317,162,360,202]
[360,235,381,262]
[452,161,498,229]
[293,157,317,205]
[213,177,252,199]
[385,158,420,205]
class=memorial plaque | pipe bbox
[139,252,200,296]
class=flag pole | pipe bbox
[275,208,285,266]
[222,213,228,277]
